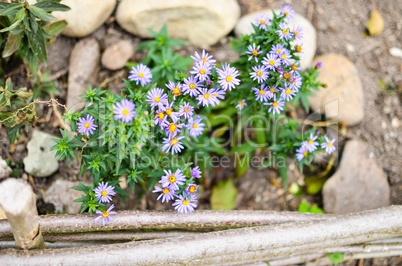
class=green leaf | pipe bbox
[2,32,22,58]
[0,8,25,33]
[44,20,67,36]
[309,205,324,214]
[210,179,238,210]
[230,143,257,155]
[298,201,310,213]
[0,3,22,16]
[34,1,71,12]
[327,252,344,264]
[29,5,57,21]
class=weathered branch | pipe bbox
[0,178,45,250]
[0,206,400,264]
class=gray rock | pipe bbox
[43,179,84,214]
[234,10,317,69]
[67,38,100,110]
[308,54,364,126]
[116,0,240,47]
[46,36,75,73]
[0,157,12,179]
[323,140,390,214]
[23,130,59,177]
[102,40,134,70]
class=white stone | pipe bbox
[102,40,134,70]
[0,157,12,179]
[389,47,402,59]
[234,9,317,69]
[116,0,240,47]
[43,179,84,214]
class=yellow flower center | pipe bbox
[190,83,196,89]
[138,72,144,77]
[283,72,291,79]
[122,109,129,115]
[173,87,181,96]
[102,211,109,218]
[294,31,299,36]
[282,29,287,34]
[226,76,232,82]
[101,190,107,197]
[328,143,333,147]
[273,102,278,107]
[168,175,176,184]
[296,46,302,52]
[303,151,308,156]
[170,137,178,146]
[84,122,90,128]
[157,112,165,120]
[259,90,265,95]
[202,58,207,63]
[252,50,258,56]
[162,187,170,194]
[168,123,177,133]
[269,60,275,66]
[200,69,205,74]
[270,88,276,93]
[260,19,265,24]
[204,93,210,99]
[285,89,291,94]
[184,108,189,112]
[154,97,160,103]
[240,101,245,106]
[308,139,313,144]
[193,123,198,128]
[166,109,172,115]
[291,65,297,71]
[285,11,289,16]
[257,71,263,76]
[276,49,281,54]
[183,200,189,206]
[189,185,196,194]
[281,54,287,60]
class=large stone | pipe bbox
[0,157,12,179]
[323,140,390,214]
[101,40,135,70]
[234,10,316,69]
[43,179,84,214]
[23,130,59,177]
[67,38,100,110]
[28,0,117,38]
[308,54,364,126]
[116,0,240,47]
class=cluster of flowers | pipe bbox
[93,182,117,226]
[237,5,304,115]
[296,132,337,161]
[152,166,202,213]
[145,50,241,155]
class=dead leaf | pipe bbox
[366,8,384,36]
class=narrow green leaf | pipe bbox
[44,20,67,36]
[34,1,71,12]
[0,3,22,16]
[29,5,56,21]
[2,32,22,58]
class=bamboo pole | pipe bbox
[0,206,400,265]
[0,178,45,250]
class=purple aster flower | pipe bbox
[250,65,269,84]
[93,181,116,204]
[179,102,194,120]
[271,44,285,56]
[197,88,218,107]
[289,62,301,74]
[183,75,202,97]
[162,135,185,155]
[206,79,214,86]
[77,114,98,136]
[276,22,292,41]
[315,62,323,69]
[190,166,202,178]
[254,13,270,30]
[262,53,280,71]
[160,169,186,191]
[146,88,168,110]
[293,43,304,54]
[154,109,167,127]
[264,95,285,115]
[266,86,279,99]
[94,204,117,226]
[152,186,176,203]
[216,63,240,91]
[172,194,198,214]
[296,147,309,161]
[190,61,212,82]
[279,5,295,21]
[163,121,184,138]
[113,99,136,123]
[252,84,270,102]
[279,49,292,65]
[211,86,226,101]
[246,43,262,63]
[292,25,304,41]
[301,133,319,152]
[166,81,182,99]
[280,83,297,101]
[236,99,247,110]
[280,70,293,81]
[185,183,198,196]
[187,116,205,137]
[290,73,303,90]
[321,136,336,154]
[191,50,216,65]
[128,63,152,87]
[162,101,180,122]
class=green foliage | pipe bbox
[327,252,344,264]
[298,200,324,214]
[210,179,238,210]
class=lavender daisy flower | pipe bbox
[301,133,319,152]
[290,73,303,90]
[321,136,336,154]
[289,62,301,74]
[280,84,297,101]
[262,53,280,71]
[276,22,292,41]
[266,86,279,99]
[250,65,269,84]
[315,62,323,69]
[252,84,270,102]
[162,135,185,155]
[279,49,292,65]
[77,114,98,136]
[294,43,304,54]
[279,5,295,20]
[187,116,205,137]
[190,166,202,178]
[160,169,186,191]
[280,70,292,81]
[163,121,183,138]
[190,61,212,82]
[153,186,176,203]
[254,13,270,30]
[128,63,152,87]
[296,147,309,161]
[93,181,116,204]
[162,101,180,122]
[166,81,182,99]
[264,95,285,115]
[113,99,136,123]
[185,184,198,196]
[271,44,285,56]
[172,194,198,214]
[246,43,262,62]
[94,204,117,226]
[154,110,167,127]
[197,88,218,107]
[236,99,247,110]
[179,102,194,120]
[216,63,240,91]
[212,86,226,101]
[183,75,202,97]
[191,50,216,65]
[292,25,304,41]
[146,88,168,109]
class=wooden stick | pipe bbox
[0,178,45,249]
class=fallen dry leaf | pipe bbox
[366,8,384,36]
